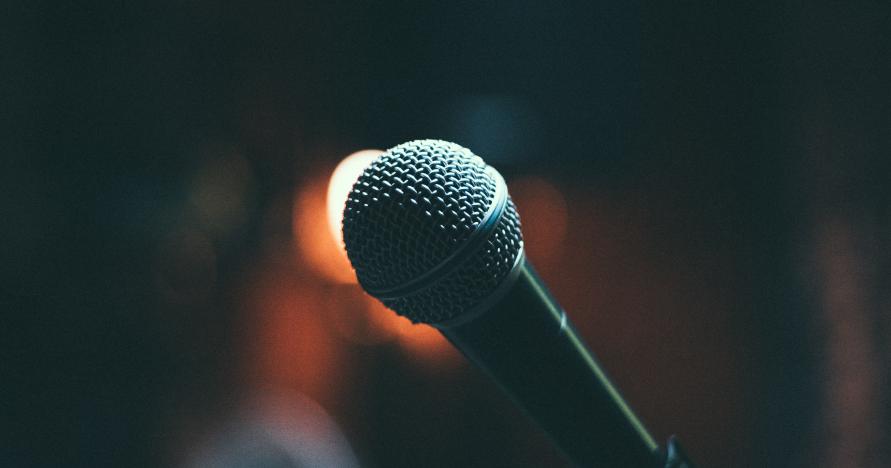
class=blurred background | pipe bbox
[3,1,890,467]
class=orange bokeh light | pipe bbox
[326,150,381,252]
[242,268,344,404]
[325,286,401,346]
[293,150,379,284]
[396,318,462,369]
[326,285,459,366]
[359,295,460,367]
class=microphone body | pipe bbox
[440,256,661,467]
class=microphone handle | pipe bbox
[440,260,688,467]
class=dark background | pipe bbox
[4,1,890,467]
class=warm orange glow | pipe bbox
[508,177,569,267]
[352,302,458,368]
[292,150,380,284]
[327,287,459,368]
[242,269,344,403]
[396,318,462,369]
[326,287,401,345]
[294,177,354,283]
[326,150,381,251]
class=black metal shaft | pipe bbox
[440,260,662,467]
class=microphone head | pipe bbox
[342,140,523,325]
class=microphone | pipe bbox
[341,140,695,467]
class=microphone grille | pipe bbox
[380,199,522,323]
[342,140,523,324]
